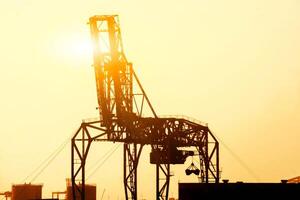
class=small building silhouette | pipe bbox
[179,181,300,199]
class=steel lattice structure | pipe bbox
[71,15,220,200]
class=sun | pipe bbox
[50,32,93,67]
[68,36,92,59]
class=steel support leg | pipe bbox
[71,123,93,200]
[124,143,143,200]
[156,164,170,200]
[196,129,220,183]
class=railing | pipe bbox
[81,115,208,127]
[158,115,208,127]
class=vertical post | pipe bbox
[216,142,220,183]
[71,125,84,200]
[123,144,128,199]
[205,133,209,183]
[156,164,159,200]
[81,128,85,200]
[71,139,75,200]
[134,143,137,200]
[165,164,170,199]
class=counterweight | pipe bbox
[71,15,220,200]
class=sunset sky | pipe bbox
[1,0,300,199]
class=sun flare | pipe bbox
[51,33,93,66]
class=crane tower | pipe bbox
[71,15,220,200]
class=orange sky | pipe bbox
[1,0,300,199]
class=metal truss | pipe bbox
[71,117,219,199]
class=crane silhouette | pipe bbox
[71,15,220,200]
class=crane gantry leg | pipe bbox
[124,143,143,200]
[71,122,93,200]
[156,163,170,200]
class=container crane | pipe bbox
[71,15,220,200]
